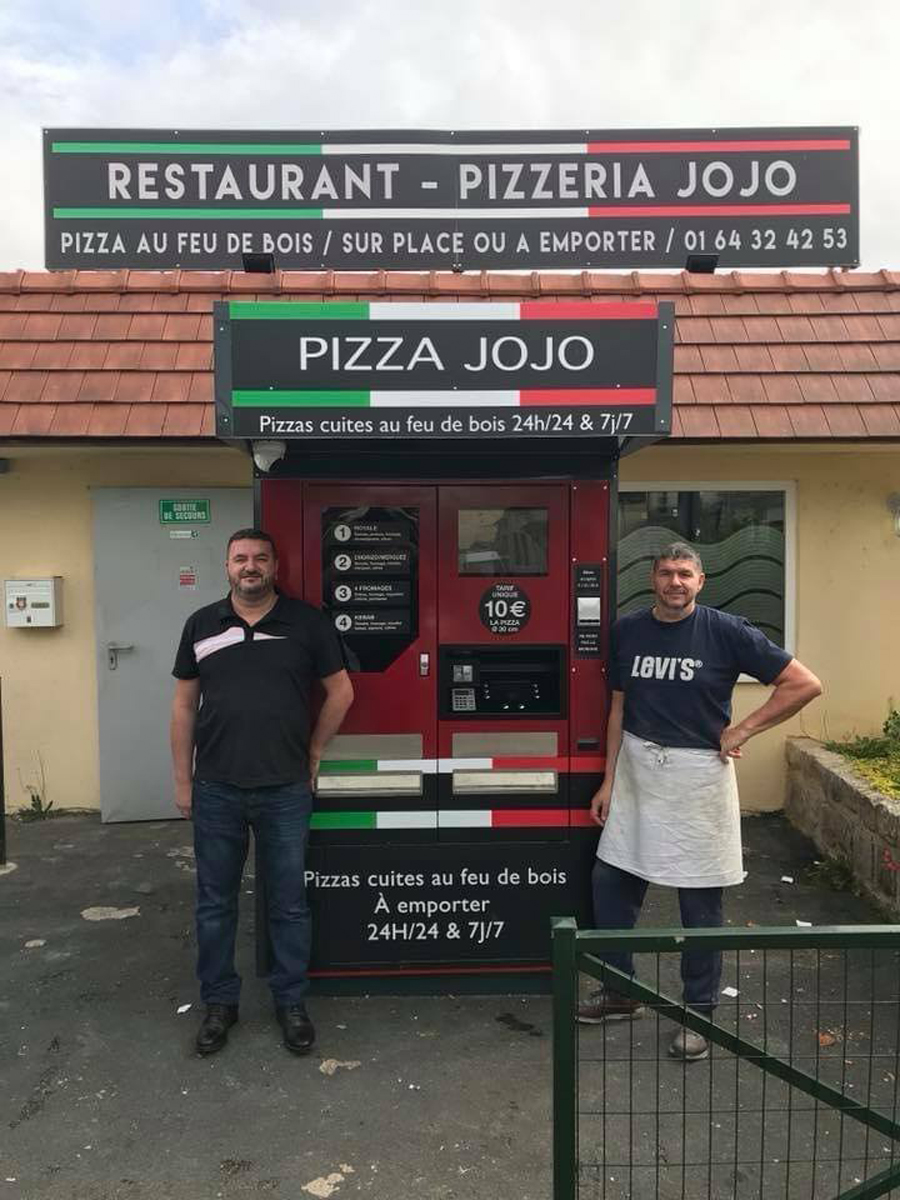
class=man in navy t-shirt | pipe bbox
[577,541,821,1061]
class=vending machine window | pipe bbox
[457,507,548,576]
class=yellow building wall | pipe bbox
[0,442,897,814]
[620,444,900,812]
[0,446,251,814]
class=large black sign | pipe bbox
[44,127,859,270]
[214,300,674,440]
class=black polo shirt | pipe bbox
[173,593,345,788]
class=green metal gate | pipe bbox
[553,919,900,1200]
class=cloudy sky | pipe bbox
[1,0,897,272]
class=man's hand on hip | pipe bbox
[175,781,193,819]
[719,724,750,762]
[590,781,613,827]
[308,751,321,791]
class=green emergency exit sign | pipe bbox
[159,498,211,525]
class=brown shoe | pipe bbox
[576,988,645,1025]
[668,1027,709,1061]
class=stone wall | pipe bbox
[785,737,900,918]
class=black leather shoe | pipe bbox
[195,1004,239,1056]
[276,1004,315,1054]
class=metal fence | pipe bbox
[552,919,900,1200]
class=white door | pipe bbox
[92,487,252,821]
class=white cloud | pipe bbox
[1,0,897,269]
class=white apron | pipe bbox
[597,731,744,888]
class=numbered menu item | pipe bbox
[323,507,418,672]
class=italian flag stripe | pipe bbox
[229,301,369,319]
[319,756,604,774]
[310,808,594,831]
[52,141,322,155]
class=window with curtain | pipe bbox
[617,489,787,646]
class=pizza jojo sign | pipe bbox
[214,300,673,440]
[45,127,859,270]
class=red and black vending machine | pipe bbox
[216,299,673,989]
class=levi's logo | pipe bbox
[631,655,703,681]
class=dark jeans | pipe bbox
[192,779,312,1007]
[592,859,723,1011]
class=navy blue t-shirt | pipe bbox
[608,605,792,750]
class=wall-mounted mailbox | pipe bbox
[4,578,64,628]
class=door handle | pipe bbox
[419,652,430,677]
[107,643,135,671]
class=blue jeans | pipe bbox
[592,859,723,1011]
[192,779,312,1006]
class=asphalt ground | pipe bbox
[0,813,888,1200]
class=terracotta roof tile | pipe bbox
[837,344,879,371]
[139,343,179,371]
[832,374,875,404]
[709,317,750,343]
[776,316,817,341]
[719,294,760,315]
[688,294,726,316]
[762,375,804,405]
[117,294,157,312]
[58,314,97,339]
[753,406,795,438]
[743,316,783,342]
[68,343,109,370]
[842,314,886,341]
[85,404,131,436]
[675,317,714,344]
[672,376,696,405]
[0,404,19,435]
[50,403,93,436]
[150,373,192,404]
[824,406,867,437]
[877,315,900,339]
[93,314,133,340]
[104,343,144,370]
[12,404,56,435]
[197,315,214,341]
[21,314,62,340]
[49,293,89,312]
[150,293,190,312]
[114,374,156,405]
[201,405,216,436]
[871,344,900,370]
[727,375,768,405]
[66,271,126,292]
[670,408,685,437]
[866,374,900,403]
[802,344,844,372]
[78,372,120,404]
[13,293,55,312]
[124,271,179,292]
[0,343,37,369]
[785,404,830,437]
[715,406,757,438]
[787,293,825,314]
[162,315,203,341]
[0,370,9,401]
[691,375,730,405]
[858,404,900,435]
[178,271,232,291]
[769,345,809,371]
[678,407,719,438]
[753,293,792,314]
[186,294,218,313]
[733,345,775,372]
[797,374,838,405]
[127,315,167,340]
[819,292,860,313]
[40,372,85,405]
[162,403,207,436]
[124,407,166,436]
[700,346,739,372]
[188,373,214,404]
[175,344,213,371]
[673,345,703,372]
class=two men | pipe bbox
[578,542,821,1060]
[171,529,353,1056]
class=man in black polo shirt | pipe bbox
[171,528,353,1056]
